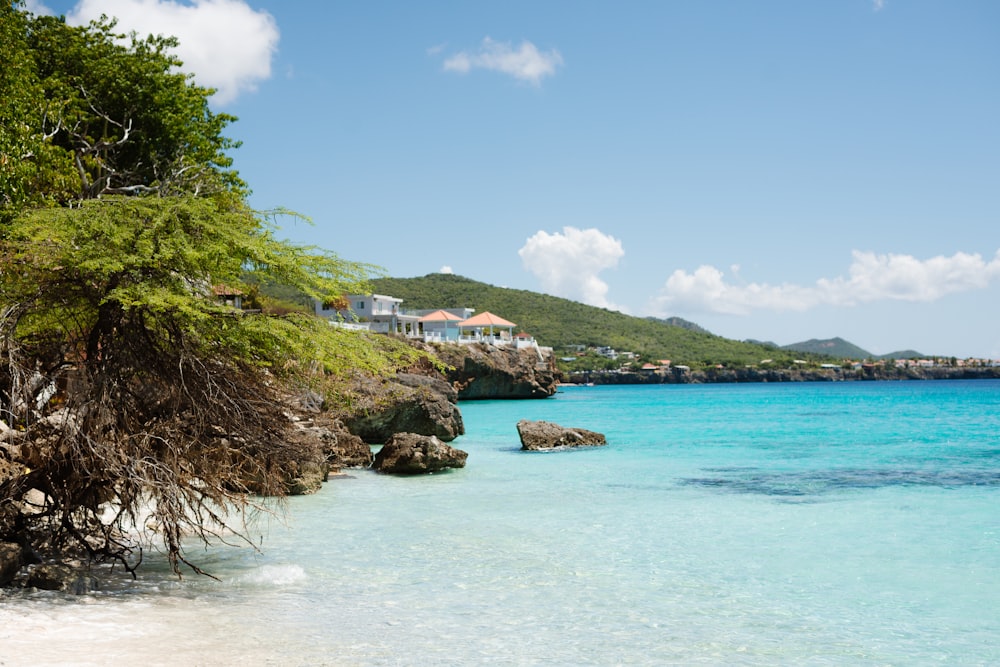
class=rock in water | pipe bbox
[372,433,468,474]
[341,373,465,444]
[516,419,607,451]
[25,563,99,594]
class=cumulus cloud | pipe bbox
[519,227,626,311]
[443,37,563,86]
[64,0,279,105]
[649,249,1000,316]
[439,265,454,274]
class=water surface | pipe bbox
[2,381,998,665]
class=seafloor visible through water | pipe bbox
[2,381,998,666]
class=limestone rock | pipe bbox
[284,459,328,495]
[516,419,607,451]
[341,372,464,444]
[26,562,99,594]
[372,433,468,474]
[0,542,22,586]
[323,427,373,468]
[431,343,560,400]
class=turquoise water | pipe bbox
[2,381,998,665]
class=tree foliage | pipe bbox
[0,195,420,575]
[0,3,51,216]
[1,5,243,222]
[0,4,423,577]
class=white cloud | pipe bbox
[649,249,1000,317]
[873,0,887,11]
[65,0,279,105]
[518,227,626,311]
[443,37,563,86]
[439,265,454,274]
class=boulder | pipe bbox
[516,419,607,451]
[283,458,328,495]
[431,343,560,400]
[293,419,373,469]
[323,428,374,468]
[26,562,99,594]
[372,433,468,475]
[341,372,464,444]
[0,542,22,586]
[235,419,328,496]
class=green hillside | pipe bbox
[372,274,835,370]
[878,349,925,360]
[781,337,870,359]
[782,337,926,361]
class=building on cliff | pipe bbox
[314,295,540,351]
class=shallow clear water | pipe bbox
[2,381,999,666]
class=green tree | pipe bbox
[0,5,423,577]
[1,5,244,222]
[0,2,54,218]
[0,195,417,576]
[29,12,244,199]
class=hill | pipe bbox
[782,337,926,360]
[371,274,835,370]
[781,337,871,359]
[878,349,926,360]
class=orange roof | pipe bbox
[418,309,464,323]
[459,311,516,328]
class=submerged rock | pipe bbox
[372,433,468,474]
[516,419,607,451]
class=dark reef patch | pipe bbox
[680,467,1000,497]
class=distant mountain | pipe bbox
[782,338,926,361]
[371,274,834,367]
[782,337,871,359]
[876,349,926,360]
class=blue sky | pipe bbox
[30,1,1000,358]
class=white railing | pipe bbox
[330,321,370,332]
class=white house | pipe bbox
[315,294,420,336]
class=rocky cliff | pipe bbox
[423,342,560,400]
[338,371,465,444]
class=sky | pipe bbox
[28,0,1000,359]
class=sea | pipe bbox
[1,380,998,666]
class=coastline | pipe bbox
[565,365,1000,385]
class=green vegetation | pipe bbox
[779,337,872,360]
[780,337,926,361]
[0,5,420,578]
[373,273,838,371]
